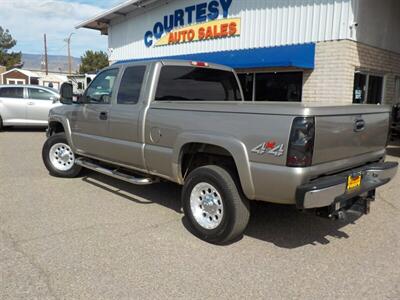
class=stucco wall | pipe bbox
[355,0,400,54]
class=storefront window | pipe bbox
[353,73,367,104]
[367,75,384,104]
[237,73,254,101]
[237,71,303,102]
[255,72,302,102]
[353,72,384,104]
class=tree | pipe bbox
[79,50,109,74]
[0,26,21,69]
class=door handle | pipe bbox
[99,111,108,120]
[354,118,366,132]
[28,102,35,105]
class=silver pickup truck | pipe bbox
[42,60,398,244]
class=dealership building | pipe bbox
[78,0,400,105]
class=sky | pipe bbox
[0,0,126,58]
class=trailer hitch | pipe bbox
[315,190,375,221]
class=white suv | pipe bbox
[0,85,61,129]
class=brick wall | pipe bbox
[354,42,400,104]
[302,40,400,105]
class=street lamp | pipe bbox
[64,33,75,75]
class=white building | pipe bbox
[35,71,69,90]
[77,0,400,104]
[68,73,96,95]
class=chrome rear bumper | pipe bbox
[296,161,398,209]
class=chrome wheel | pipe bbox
[190,182,224,230]
[49,143,75,171]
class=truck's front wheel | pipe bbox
[182,165,250,244]
[42,132,82,178]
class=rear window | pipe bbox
[155,66,241,101]
[0,87,24,99]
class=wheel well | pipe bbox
[180,143,239,181]
[48,121,65,135]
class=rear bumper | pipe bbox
[296,161,398,209]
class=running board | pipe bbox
[75,158,155,185]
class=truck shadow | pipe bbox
[81,172,182,213]
[82,172,360,249]
[244,201,360,248]
[1,127,46,132]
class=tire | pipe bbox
[42,132,82,177]
[182,165,250,244]
[0,115,3,131]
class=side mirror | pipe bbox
[59,82,73,104]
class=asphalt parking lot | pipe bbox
[1,129,399,299]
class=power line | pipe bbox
[44,33,48,75]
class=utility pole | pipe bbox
[64,33,74,75]
[43,34,48,75]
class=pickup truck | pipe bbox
[42,60,398,244]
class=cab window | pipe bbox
[117,66,146,105]
[84,69,119,104]
[155,66,241,101]
[28,88,55,100]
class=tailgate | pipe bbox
[313,112,389,164]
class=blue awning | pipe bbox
[116,43,315,69]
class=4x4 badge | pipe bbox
[251,140,285,157]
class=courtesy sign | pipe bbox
[144,0,240,47]
[155,18,240,46]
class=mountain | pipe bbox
[21,53,81,73]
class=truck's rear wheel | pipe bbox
[182,165,250,244]
[42,132,82,177]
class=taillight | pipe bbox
[287,117,315,167]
